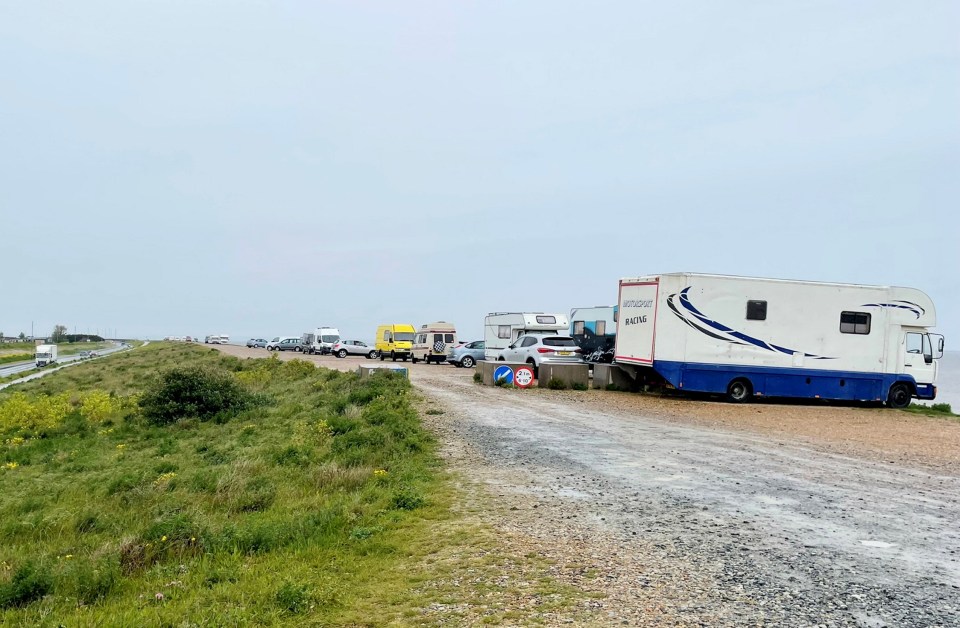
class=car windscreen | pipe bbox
[395,332,415,342]
[321,335,339,343]
[543,337,577,347]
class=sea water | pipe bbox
[930,351,960,410]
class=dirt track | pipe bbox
[213,345,960,626]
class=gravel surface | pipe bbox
[213,346,960,626]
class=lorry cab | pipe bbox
[898,327,945,403]
[375,324,417,362]
[412,322,457,364]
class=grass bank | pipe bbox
[0,343,581,624]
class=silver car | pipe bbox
[496,335,583,374]
[449,341,485,368]
[332,340,378,359]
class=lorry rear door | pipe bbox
[615,281,659,364]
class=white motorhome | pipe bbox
[483,312,569,361]
[303,327,341,355]
[614,273,945,408]
[35,344,58,367]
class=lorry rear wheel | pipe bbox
[886,382,912,409]
[726,379,752,403]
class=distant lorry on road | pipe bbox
[35,344,58,367]
[483,312,569,361]
[614,273,945,408]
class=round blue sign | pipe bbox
[493,365,515,385]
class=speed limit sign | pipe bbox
[514,366,535,388]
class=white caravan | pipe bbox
[483,312,569,361]
[614,273,944,408]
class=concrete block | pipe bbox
[538,363,589,389]
[592,363,636,390]
[357,364,409,379]
[479,361,529,386]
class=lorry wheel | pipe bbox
[391,352,396,361]
[461,356,475,368]
[379,352,385,361]
[886,382,912,409]
[726,379,752,403]
[337,349,347,358]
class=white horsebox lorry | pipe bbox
[614,273,944,408]
[484,312,569,361]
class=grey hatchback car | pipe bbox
[449,341,485,368]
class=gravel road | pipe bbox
[213,346,960,626]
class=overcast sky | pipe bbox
[1,1,957,343]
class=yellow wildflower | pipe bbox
[373,469,388,477]
[3,462,18,470]
[161,536,167,542]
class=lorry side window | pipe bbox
[498,325,510,339]
[384,331,392,342]
[573,321,584,335]
[746,300,767,321]
[840,311,871,335]
[536,315,556,324]
[434,334,443,343]
[596,320,606,335]
[906,333,922,354]
[444,334,454,343]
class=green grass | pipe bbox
[0,354,32,366]
[904,402,957,418]
[0,343,585,624]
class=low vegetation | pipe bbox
[0,343,581,623]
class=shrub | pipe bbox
[546,377,567,390]
[139,367,255,425]
[0,560,52,608]
[473,372,483,384]
[275,581,309,614]
[605,383,622,392]
[390,487,425,511]
[571,382,589,391]
[929,403,954,415]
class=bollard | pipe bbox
[357,364,409,379]
[537,363,590,389]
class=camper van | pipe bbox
[302,327,341,355]
[570,306,618,362]
[375,324,417,361]
[483,312,569,361]
[614,273,945,408]
[412,322,458,364]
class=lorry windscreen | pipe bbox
[395,333,415,342]
[321,335,339,343]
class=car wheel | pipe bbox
[726,379,752,403]
[295,347,303,352]
[526,358,538,377]
[337,349,348,358]
[886,382,912,409]
[367,350,377,359]
[498,357,505,362]
[461,356,475,368]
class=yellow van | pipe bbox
[375,324,417,361]
[412,322,458,364]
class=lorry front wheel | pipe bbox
[886,382,912,409]
[726,379,752,403]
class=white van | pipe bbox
[303,327,341,355]
[412,322,457,364]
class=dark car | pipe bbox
[275,338,303,352]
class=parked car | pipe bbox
[449,341,485,368]
[266,336,298,351]
[331,340,378,359]
[275,338,303,352]
[246,338,267,348]
[496,335,583,374]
